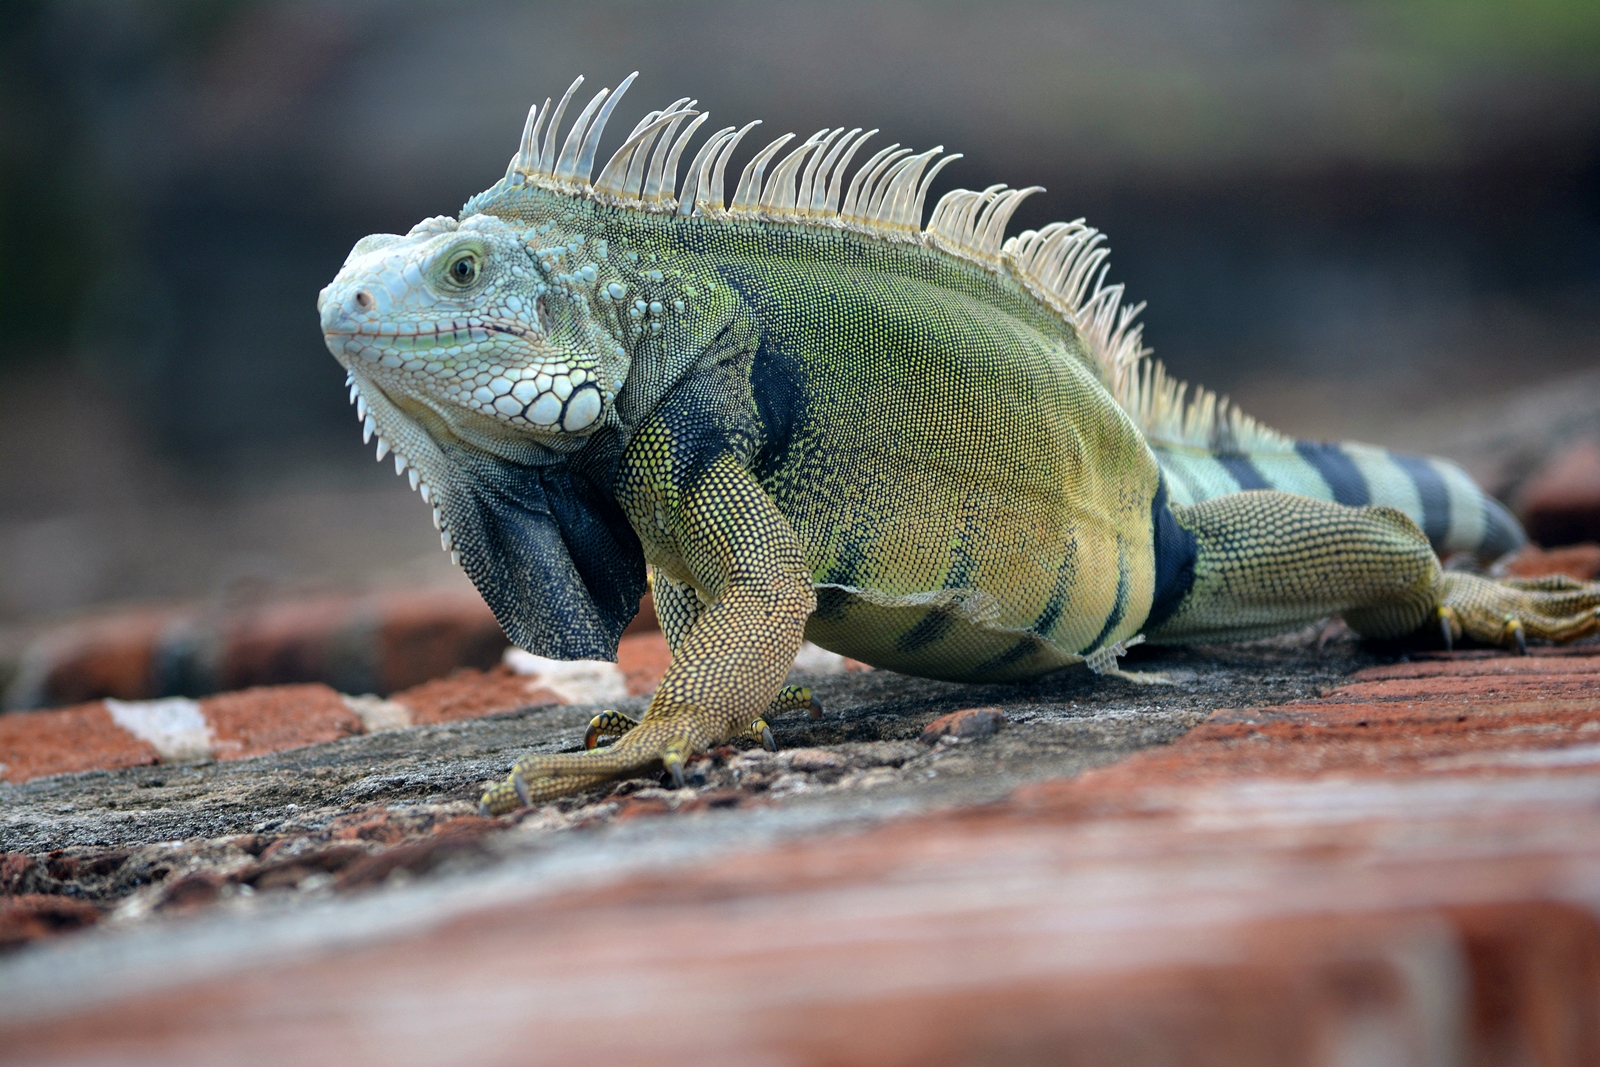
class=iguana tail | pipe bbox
[1121,361,1525,562]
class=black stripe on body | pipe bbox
[1215,453,1271,491]
[746,323,808,484]
[1145,477,1197,633]
[820,524,874,587]
[1294,441,1370,506]
[970,637,1040,675]
[895,607,957,654]
[1030,539,1079,638]
[1084,541,1130,654]
[812,585,853,623]
[1391,453,1452,544]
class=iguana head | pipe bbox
[316,92,672,660]
[318,212,630,445]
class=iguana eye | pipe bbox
[445,252,479,287]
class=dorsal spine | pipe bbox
[484,73,1291,454]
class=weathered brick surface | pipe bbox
[202,684,364,760]
[0,702,159,783]
[1500,541,1600,581]
[389,666,563,725]
[0,649,1591,1060]
[4,647,1598,1064]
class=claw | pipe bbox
[1438,607,1456,652]
[511,770,532,807]
[808,695,824,719]
[1505,616,1528,655]
[478,800,492,817]
[663,750,686,789]
[749,717,778,752]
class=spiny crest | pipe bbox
[1117,359,1293,454]
[498,73,1286,453]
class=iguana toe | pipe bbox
[769,685,823,719]
[748,717,777,752]
[583,710,641,750]
[662,746,687,789]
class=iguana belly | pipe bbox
[749,270,1162,683]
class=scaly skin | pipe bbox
[317,79,1600,815]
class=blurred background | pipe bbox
[2,0,1598,680]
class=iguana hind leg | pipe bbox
[1144,491,1600,648]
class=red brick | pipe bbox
[0,895,99,951]
[1352,655,1600,682]
[26,608,178,706]
[0,702,159,783]
[372,590,506,694]
[1519,438,1600,546]
[921,706,1006,742]
[201,684,363,760]
[1449,902,1600,1061]
[616,631,670,697]
[390,666,562,725]
[1499,541,1600,581]
[216,597,357,693]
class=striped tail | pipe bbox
[1153,440,1524,561]
[1115,361,1525,562]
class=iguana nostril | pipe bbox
[353,290,374,310]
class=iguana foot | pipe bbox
[582,688,818,752]
[1436,572,1600,651]
[480,712,708,814]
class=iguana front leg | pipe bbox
[1145,491,1600,648]
[481,453,815,814]
[579,571,822,752]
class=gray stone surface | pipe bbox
[0,633,1445,1023]
[4,635,1362,864]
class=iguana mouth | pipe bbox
[324,320,540,341]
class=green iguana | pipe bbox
[316,75,1600,815]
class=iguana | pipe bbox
[317,75,1600,815]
